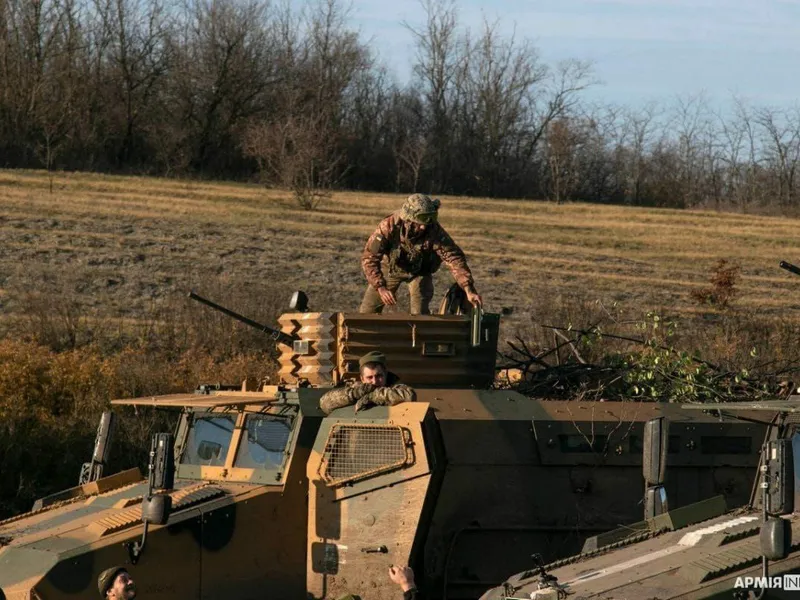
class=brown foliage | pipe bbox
[0,337,274,518]
[0,269,284,518]
[690,259,741,308]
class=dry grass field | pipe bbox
[2,168,800,338]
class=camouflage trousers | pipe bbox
[359,273,434,314]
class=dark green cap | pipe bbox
[98,566,127,597]
[359,351,386,367]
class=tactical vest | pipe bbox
[386,223,442,277]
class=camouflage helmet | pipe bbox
[399,193,440,224]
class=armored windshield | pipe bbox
[180,413,236,466]
[176,406,299,484]
[234,415,292,470]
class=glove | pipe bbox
[355,394,376,413]
[348,383,375,404]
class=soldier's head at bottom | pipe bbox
[98,566,136,600]
[359,351,388,387]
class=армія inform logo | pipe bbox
[734,575,800,591]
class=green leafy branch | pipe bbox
[498,311,800,403]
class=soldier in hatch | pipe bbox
[319,351,415,414]
[359,193,483,314]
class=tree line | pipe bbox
[1,0,798,210]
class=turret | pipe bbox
[275,309,500,388]
[189,288,501,389]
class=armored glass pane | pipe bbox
[180,414,236,466]
[234,415,293,470]
[559,434,608,453]
[700,436,752,454]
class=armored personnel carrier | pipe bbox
[0,292,773,600]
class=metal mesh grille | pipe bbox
[319,424,411,486]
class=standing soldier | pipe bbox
[359,193,482,314]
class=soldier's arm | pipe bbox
[356,384,416,410]
[360,217,394,290]
[319,383,376,415]
[432,226,475,291]
[319,388,351,415]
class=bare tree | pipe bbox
[242,111,344,209]
[4,0,800,215]
[579,103,627,203]
[525,59,597,154]
[619,102,662,205]
[461,17,548,195]
[667,92,716,208]
[754,105,800,208]
[545,118,583,203]
[172,0,279,172]
[31,95,74,193]
[729,97,764,209]
[386,88,427,191]
[402,0,463,190]
[339,65,394,190]
[303,0,368,115]
[20,0,87,189]
[717,103,746,209]
[397,134,428,191]
[241,0,367,206]
[92,0,171,165]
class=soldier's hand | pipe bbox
[354,396,375,413]
[348,383,375,403]
[377,287,396,306]
[388,565,416,592]
[466,289,483,308]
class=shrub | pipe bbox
[690,259,741,308]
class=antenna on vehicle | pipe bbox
[127,433,175,565]
[79,411,115,485]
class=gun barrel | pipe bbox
[188,291,296,347]
[780,261,800,277]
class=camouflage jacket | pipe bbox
[319,372,416,415]
[361,212,474,291]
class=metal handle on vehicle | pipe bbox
[471,306,483,347]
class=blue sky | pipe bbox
[340,0,800,110]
